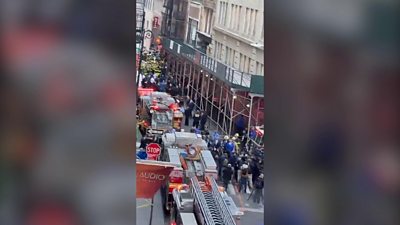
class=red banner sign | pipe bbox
[136,162,174,199]
[146,143,161,160]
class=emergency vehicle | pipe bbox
[170,176,239,225]
[160,132,218,212]
[138,90,183,135]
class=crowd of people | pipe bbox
[208,133,264,206]
[138,49,264,206]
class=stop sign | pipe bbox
[146,143,161,160]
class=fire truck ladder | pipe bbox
[191,177,236,225]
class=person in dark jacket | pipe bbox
[250,160,260,186]
[193,110,201,128]
[222,164,233,190]
[200,111,207,130]
[218,153,226,180]
[235,115,246,135]
[253,174,264,204]
[188,99,195,111]
[184,107,192,126]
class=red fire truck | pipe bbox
[158,132,218,211]
[138,90,183,135]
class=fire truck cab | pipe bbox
[138,91,182,135]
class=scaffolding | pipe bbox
[161,40,264,141]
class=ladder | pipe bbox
[190,177,236,225]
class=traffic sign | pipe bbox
[146,143,161,160]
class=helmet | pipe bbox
[234,133,239,137]
[224,135,229,140]
[232,137,237,141]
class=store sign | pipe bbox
[136,162,174,198]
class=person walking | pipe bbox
[222,164,233,190]
[253,174,264,205]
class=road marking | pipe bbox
[239,207,264,213]
[137,203,153,209]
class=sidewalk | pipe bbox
[225,182,264,225]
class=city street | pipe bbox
[136,0,264,224]
[136,119,264,225]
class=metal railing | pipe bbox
[162,38,264,95]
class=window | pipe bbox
[253,10,258,36]
[224,2,228,26]
[230,4,234,28]
[231,50,235,67]
[225,46,228,63]
[247,57,251,73]
[255,62,259,74]
[237,6,242,31]
[245,9,251,35]
[260,64,264,75]
[178,1,183,11]
[218,2,222,24]
[232,5,235,29]
[261,20,264,39]
[239,53,243,71]
[250,9,254,36]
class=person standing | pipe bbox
[239,164,249,193]
[222,164,233,190]
[253,174,264,205]
[193,110,200,128]
[184,105,192,126]
[235,115,245,135]
[200,111,207,130]
[251,159,260,186]
[249,126,257,140]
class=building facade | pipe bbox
[184,0,216,54]
[143,0,154,51]
[211,0,264,75]
[162,0,189,41]
[160,0,264,137]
